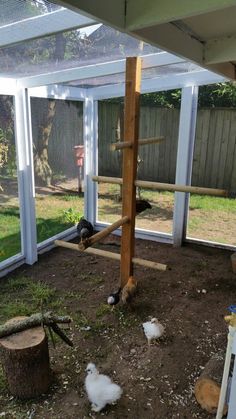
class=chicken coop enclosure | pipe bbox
[0,0,236,278]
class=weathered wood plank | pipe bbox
[120,57,141,288]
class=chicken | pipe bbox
[136,199,152,215]
[77,218,93,241]
[142,318,164,346]
[121,276,137,304]
[107,287,122,308]
[85,363,122,412]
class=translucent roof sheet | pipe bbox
[0,25,160,78]
[66,62,202,89]
[0,0,60,26]
[0,3,213,88]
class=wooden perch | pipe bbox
[0,312,71,339]
[92,175,228,197]
[194,352,228,414]
[110,136,165,151]
[55,240,167,271]
[78,216,129,250]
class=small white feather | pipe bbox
[85,363,122,412]
[142,318,164,344]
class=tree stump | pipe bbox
[0,316,51,399]
[194,352,228,415]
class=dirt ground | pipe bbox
[0,235,235,419]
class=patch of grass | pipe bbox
[113,306,139,328]
[92,320,106,333]
[1,276,29,293]
[96,303,111,318]
[0,301,33,319]
[73,310,90,328]
[0,276,64,323]
[89,275,104,285]
[28,281,56,305]
[64,290,83,300]
[190,194,236,212]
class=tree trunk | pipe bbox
[194,352,228,415]
[34,99,56,186]
[0,317,51,399]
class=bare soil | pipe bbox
[1,236,235,419]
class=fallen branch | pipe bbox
[51,323,73,347]
[0,312,72,339]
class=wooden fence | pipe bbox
[30,99,236,192]
[98,102,236,192]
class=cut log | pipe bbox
[0,316,51,399]
[194,352,228,415]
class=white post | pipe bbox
[173,85,198,246]
[14,87,37,264]
[83,95,98,225]
[226,328,236,418]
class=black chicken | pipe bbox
[136,199,152,215]
[107,287,122,308]
[77,218,94,240]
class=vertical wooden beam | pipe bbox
[120,57,141,288]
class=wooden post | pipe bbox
[0,316,51,399]
[120,57,141,288]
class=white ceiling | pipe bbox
[52,0,236,80]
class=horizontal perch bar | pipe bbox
[92,176,228,197]
[93,175,123,185]
[138,137,165,146]
[110,141,133,151]
[55,240,167,271]
[110,136,165,151]
[78,216,129,250]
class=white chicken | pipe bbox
[85,363,122,412]
[142,318,165,346]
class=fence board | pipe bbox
[31,100,236,193]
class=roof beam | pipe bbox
[126,0,236,31]
[0,9,96,48]
[133,24,236,79]
[50,0,125,28]
[205,35,236,65]
[134,23,204,66]
[18,52,185,88]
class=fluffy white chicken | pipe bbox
[85,363,122,412]
[142,318,165,346]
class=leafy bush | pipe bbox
[63,207,83,224]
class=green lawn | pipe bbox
[0,193,84,262]
[0,187,236,263]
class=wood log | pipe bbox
[0,311,71,339]
[0,317,51,399]
[194,352,228,414]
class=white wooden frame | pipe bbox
[0,51,233,276]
